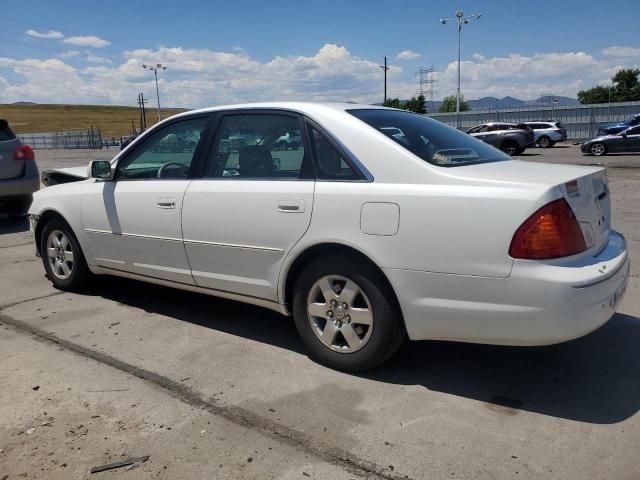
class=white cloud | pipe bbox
[85,51,112,64]
[58,50,81,59]
[63,35,111,48]
[2,44,638,107]
[396,50,421,61]
[602,46,640,58]
[25,29,64,39]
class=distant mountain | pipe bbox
[526,95,579,107]
[468,96,526,110]
[11,101,37,105]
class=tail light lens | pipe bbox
[14,145,35,161]
[509,199,587,259]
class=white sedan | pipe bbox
[29,103,630,371]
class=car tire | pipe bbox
[590,142,607,156]
[538,136,552,148]
[292,255,406,372]
[40,217,92,292]
[500,140,519,156]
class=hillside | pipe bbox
[0,103,188,138]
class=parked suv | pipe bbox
[0,119,39,219]
[524,121,567,148]
[597,114,640,136]
[466,122,535,155]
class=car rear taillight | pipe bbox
[13,145,35,161]
[509,198,587,259]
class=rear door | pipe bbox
[181,110,314,301]
[0,120,23,180]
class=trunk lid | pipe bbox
[452,160,611,252]
[560,169,610,253]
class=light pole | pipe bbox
[440,10,482,129]
[143,63,167,122]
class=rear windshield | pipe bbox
[0,119,17,141]
[348,109,510,167]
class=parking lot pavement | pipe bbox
[1,146,639,479]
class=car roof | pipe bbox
[180,102,391,117]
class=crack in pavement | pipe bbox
[0,242,35,249]
[0,291,64,311]
[0,313,414,480]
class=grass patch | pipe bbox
[0,103,188,138]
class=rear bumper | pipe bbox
[0,160,39,201]
[385,230,629,345]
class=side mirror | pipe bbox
[621,132,628,138]
[88,160,112,179]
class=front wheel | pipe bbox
[500,140,519,156]
[537,136,553,148]
[40,218,92,291]
[292,256,405,371]
[590,142,607,156]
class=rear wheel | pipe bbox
[537,135,553,148]
[500,140,519,156]
[40,218,92,291]
[590,142,607,156]
[292,255,405,371]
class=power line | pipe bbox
[417,66,438,113]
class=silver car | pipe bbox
[523,121,568,148]
[466,122,535,156]
[0,119,39,219]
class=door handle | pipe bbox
[278,200,305,213]
[157,197,176,209]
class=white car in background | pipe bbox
[29,103,629,371]
[524,121,568,148]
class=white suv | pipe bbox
[524,121,568,148]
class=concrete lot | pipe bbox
[1,145,639,479]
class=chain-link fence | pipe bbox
[429,101,640,140]
[18,127,103,150]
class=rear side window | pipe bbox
[307,126,359,180]
[0,119,17,141]
[349,109,509,167]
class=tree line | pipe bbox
[577,69,640,104]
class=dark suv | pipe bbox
[466,122,535,155]
[0,119,39,219]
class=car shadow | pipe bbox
[84,276,640,425]
[0,215,29,235]
[514,152,541,157]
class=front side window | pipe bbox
[205,114,307,179]
[349,109,509,167]
[116,117,208,180]
[624,126,640,135]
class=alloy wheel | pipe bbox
[46,229,75,280]
[307,275,374,353]
[591,143,606,156]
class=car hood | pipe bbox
[41,166,88,186]
[583,134,619,143]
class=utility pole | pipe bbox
[137,92,149,131]
[143,63,167,123]
[440,10,482,128]
[141,92,147,130]
[380,56,390,104]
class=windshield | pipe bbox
[348,109,510,167]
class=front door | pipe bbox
[82,115,210,284]
[181,112,314,300]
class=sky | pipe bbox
[1,0,639,108]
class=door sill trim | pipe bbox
[90,265,290,316]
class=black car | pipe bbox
[581,125,640,156]
[597,114,640,136]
